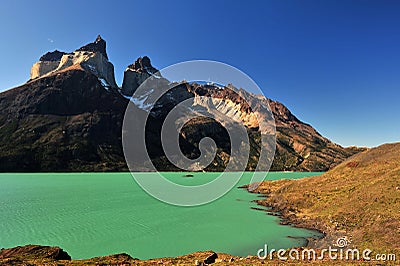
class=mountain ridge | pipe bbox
[0,36,365,172]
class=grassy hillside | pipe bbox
[253,142,400,253]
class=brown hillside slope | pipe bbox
[253,142,400,253]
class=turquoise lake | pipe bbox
[0,172,322,259]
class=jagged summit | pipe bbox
[121,56,163,96]
[77,35,108,60]
[39,50,66,62]
[127,56,158,74]
[96,34,104,42]
[30,35,117,89]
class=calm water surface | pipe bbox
[0,172,322,259]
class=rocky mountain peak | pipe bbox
[95,34,104,43]
[30,35,117,89]
[77,35,108,60]
[39,50,66,62]
[127,56,158,74]
[121,56,163,96]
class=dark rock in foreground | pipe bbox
[0,244,366,265]
[0,245,71,260]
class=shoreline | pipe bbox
[241,183,340,250]
[247,196,324,249]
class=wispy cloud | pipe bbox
[47,38,54,43]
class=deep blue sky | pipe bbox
[0,0,399,147]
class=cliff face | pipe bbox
[30,51,65,79]
[30,60,60,79]
[0,36,364,172]
[121,56,161,96]
[30,35,118,89]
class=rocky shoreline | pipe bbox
[244,143,400,255]
[244,184,345,251]
[239,182,339,250]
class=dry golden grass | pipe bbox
[254,142,400,254]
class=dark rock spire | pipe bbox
[127,56,158,74]
[77,35,108,60]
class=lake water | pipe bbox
[0,172,322,259]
